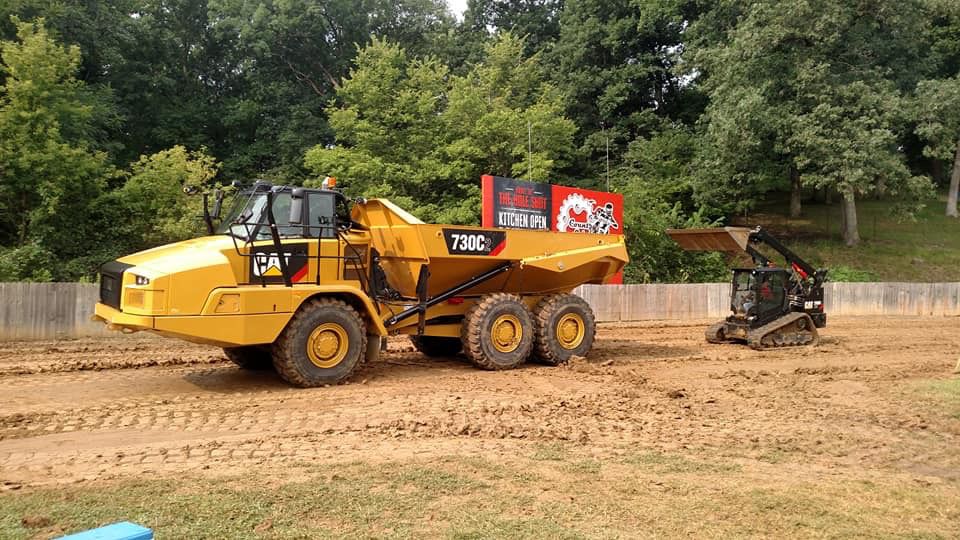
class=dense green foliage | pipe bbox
[304,35,575,223]
[0,0,957,282]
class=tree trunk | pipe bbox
[17,192,28,245]
[947,140,960,218]
[789,166,802,218]
[842,190,860,247]
[931,158,944,185]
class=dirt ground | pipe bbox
[1,317,959,537]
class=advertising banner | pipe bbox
[481,175,625,283]
[481,175,551,231]
[550,184,623,236]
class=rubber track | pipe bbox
[705,320,728,344]
[747,312,819,350]
[273,298,367,386]
[461,293,531,370]
[533,294,596,365]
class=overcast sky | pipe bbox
[446,0,468,19]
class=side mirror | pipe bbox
[289,188,305,225]
[211,189,224,220]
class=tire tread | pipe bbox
[532,293,596,365]
[461,293,532,370]
[273,297,367,387]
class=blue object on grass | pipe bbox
[57,521,153,540]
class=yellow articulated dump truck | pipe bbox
[94,180,628,387]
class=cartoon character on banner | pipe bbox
[556,193,620,234]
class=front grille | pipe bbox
[99,261,134,310]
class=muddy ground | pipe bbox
[0,318,960,538]
[0,317,958,536]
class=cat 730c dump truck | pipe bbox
[94,181,628,387]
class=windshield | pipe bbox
[218,191,301,240]
[217,189,343,240]
[732,270,756,316]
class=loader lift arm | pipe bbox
[743,227,826,289]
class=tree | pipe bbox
[459,0,563,59]
[304,34,576,224]
[792,80,929,245]
[687,0,931,244]
[0,17,111,278]
[118,146,220,248]
[614,125,727,282]
[549,0,703,180]
[208,0,454,179]
[914,0,960,217]
[915,77,960,217]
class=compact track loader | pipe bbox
[94,181,628,387]
[667,226,827,349]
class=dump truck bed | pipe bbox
[356,199,628,299]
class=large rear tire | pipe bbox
[272,298,367,387]
[461,293,534,370]
[223,346,274,370]
[531,294,596,365]
[410,335,463,357]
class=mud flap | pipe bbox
[365,335,382,363]
[366,335,383,363]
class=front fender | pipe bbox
[292,286,387,336]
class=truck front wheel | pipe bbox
[272,298,367,387]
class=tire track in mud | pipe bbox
[1,317,958,487]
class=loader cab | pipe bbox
[730,268,789,326]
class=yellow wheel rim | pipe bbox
[306,323,349,368]
[556,313,585,350]
[491,314,523,353]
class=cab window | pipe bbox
[306,193,336,238]
[759,273,786,310]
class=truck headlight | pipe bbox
[134,275,150,286]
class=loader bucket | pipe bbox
[666,227,752,253]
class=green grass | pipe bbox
[529,442,567,461]
[621,450,742,474]
[2,451,958,539]
[742,194,960,281]
[920,377,960,419]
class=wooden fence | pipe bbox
[0,282,111,340]
[1,282,958,340]
[574,282,960,321]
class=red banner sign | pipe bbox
[481,175,624,283]
[550,184,623,236]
